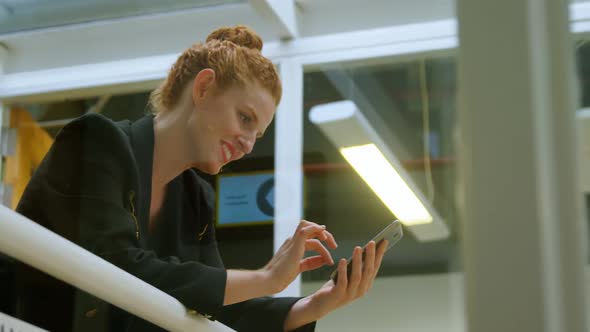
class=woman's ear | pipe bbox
[192,68,216,104]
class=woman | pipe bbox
[15,26,388,331]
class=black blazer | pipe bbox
[15,113,315,332]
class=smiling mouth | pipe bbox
[222,143,232,163]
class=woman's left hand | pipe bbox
[310,239,389,318]
[284,239,389,330]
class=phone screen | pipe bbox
[330,220,403,284]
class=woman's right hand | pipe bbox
[262,220,337,293]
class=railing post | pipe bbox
[274,58,304,297]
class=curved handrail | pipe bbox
[0,205,235,332]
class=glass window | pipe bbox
[0,90,276,330]
[302,57,459,279]
[576,39,590,263]
[301,56,463,330]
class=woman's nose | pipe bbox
[238,135,255,155]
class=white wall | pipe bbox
[304,266,590,332]
[302,272,466,332]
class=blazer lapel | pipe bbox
[128,115,155,243]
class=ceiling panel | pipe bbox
[0,0,246,35]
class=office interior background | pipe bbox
[0,0,587,331]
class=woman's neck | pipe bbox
[151,107,193,191]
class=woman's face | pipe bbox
[188,71,276,174]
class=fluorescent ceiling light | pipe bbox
[340,144,432,225]
[309,100,449,241]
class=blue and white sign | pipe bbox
[217,172,274,226]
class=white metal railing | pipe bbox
[0,205,235,332]
[0,312,48,332]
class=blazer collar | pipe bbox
[129,114,155,232]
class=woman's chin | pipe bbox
[192,161,221,175]
[208,163,224,175]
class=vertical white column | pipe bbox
[274,58,304,297]
[0,43,8,206]
[457,0,588,332]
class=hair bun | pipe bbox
[206,25,263,51]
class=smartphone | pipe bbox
[330,220,403,284]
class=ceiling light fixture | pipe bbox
[309,100,449,241]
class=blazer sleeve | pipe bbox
[16,114,227,319]
[197,178,317,332]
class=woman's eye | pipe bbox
[240,113,251,124]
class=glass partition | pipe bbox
[0,89,276,330]
[300,56,464,331]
